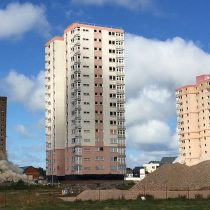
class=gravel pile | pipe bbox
[132,161,210,190]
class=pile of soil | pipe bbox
[132,161,210,190]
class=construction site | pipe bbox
[1,160,210,209]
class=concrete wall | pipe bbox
[61,189,210,201]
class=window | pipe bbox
[110,102,116,107]
[84,111,90,114]
[110,129,117,135]
[96,156,104,161]
[109,40,115,45]
[110,84,116,89]
[109,49,116,53]
[111,147,118,152]
[109,58,116,62]
[109,75,116,80]
[110,120,117,125]
[110,93,116,98]
[84,139,90,142]
[110,112,116,116]
[110,138,118,144]
[109,67,116,71]
[96,165,104,170]
[111,157,118,162]
[111,166,118,171]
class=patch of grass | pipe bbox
[0,181,58,192]
[2,193,210,210]
[2,187,210,210]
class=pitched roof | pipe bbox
[160,157,177,164]
[20,166,33,171]
[148,161,160,164]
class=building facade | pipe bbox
[176,75,210,166]
[143,161,160,173]
[0,96,7,160]
[45,23,126,179]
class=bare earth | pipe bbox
[132,161,210,191]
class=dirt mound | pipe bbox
[132,161,210,191]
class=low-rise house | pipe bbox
[143,161,160,174]
[125,166,145,181]
[20,166,43,183]
[126,167,133,177]
[133,166,145,179]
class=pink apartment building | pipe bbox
[45,23,126,180]
[176,75,210,166]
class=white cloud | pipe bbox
[127,120,178,150]
[125,34,210,166]
[0,71,45,111]
[65,9,85,18]
[125,34,210,95]
[143,86,172,104]
[125,86,174,126]
[71,0,154,11]
[15,124,30,139]
[0,2,50,39]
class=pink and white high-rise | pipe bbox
[45,23,126,180]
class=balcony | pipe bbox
[117,125,125,129]
[118,134,126,138]
[72,149,82,156]
[117,117,125,122]
[117,107,125,112]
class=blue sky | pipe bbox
[1,0,210,168]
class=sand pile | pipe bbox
[132,161,210,190]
